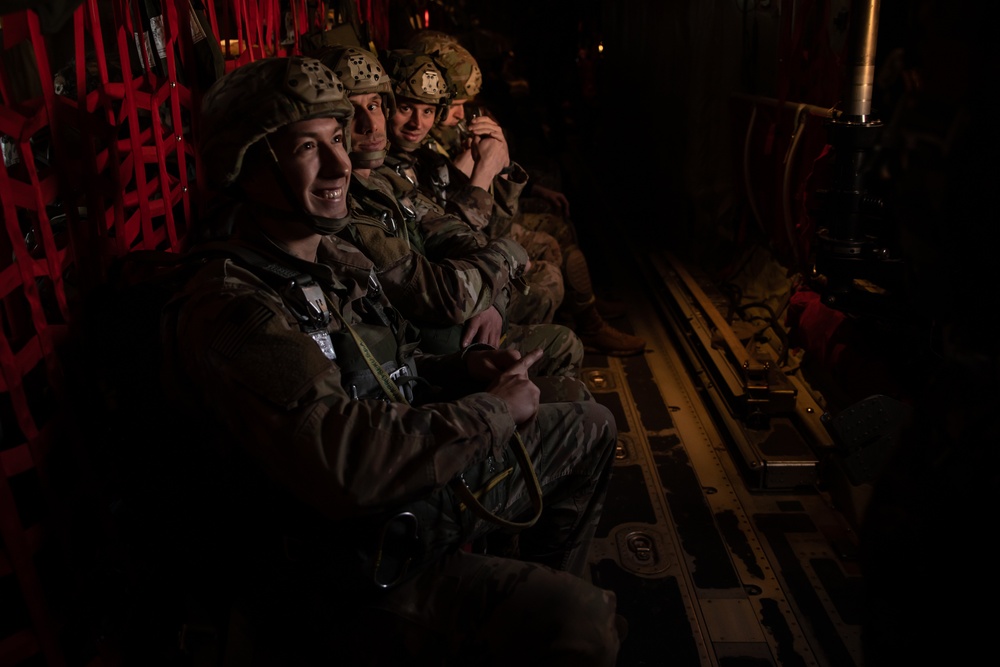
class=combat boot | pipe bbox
[575,305,646,357]
[595,295,627,320]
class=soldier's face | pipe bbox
[442,99,467,127]
[244,117,351,220]
[389,99,437,146]
[348,92,388,168]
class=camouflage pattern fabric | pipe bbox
[163,216,619,665]
[504,220,565,324]
[382,48,451,128]
[349,391,619,664]
[515,211,607,314]
[346,171,526,328]
[349,168,582,374]
[405,29,462,55]
[501,321,582,379]
[506,259,564,325]
[427,122,467,161]
[406,31,483,100]
[198,56,353,190]
[514,211,579,249]
[389,143,562,326]
[435,48,483,100]
[404,144,526,240]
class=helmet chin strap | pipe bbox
[350,149,387,169]
[251,136,350,236]
[392,136,421,151]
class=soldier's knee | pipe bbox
[583,400,618,444]
[543,581,620,666]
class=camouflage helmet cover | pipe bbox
[198,56,353,190]
[407,32,482,100]
[318,44,395,118]
[435,48,482,100]
[405,29,462,55]
[383,49,451,119]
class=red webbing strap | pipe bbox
[263,0,276,54]
[288,0,310,55]
[151,0,189,250]
[370,0,389,51]
[170,0,197,241]
[205,0,222,44]
[311,1,327,32]
[0,8,77,666]
[239,0,267,62]
[111,0,158,252]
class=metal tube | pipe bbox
[843,0,881,120]
[732,92,837,119]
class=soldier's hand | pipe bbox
[467,116,508,149]
[531,183,571,218]
[466,347,524,382]
[470,134,510,185]
[467,116,510,182]
[461,306,503,348]
[453,147,475,178]
[485,348,544,424]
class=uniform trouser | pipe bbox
[502,322,583,380]
[515,213,596,313]
[506,258,564,325]
[225,396,618,666]
[343,396,620,666]
[507,222,565,325]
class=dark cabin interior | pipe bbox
[0,1,996,665]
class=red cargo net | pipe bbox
[0,3,392,664]
[0,1,206,664]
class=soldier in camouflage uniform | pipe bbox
[409,31,648,357]
[375,46,568,328]
[167,55,620,664]
[315,44,582,385]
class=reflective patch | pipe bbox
[310,330,337,360]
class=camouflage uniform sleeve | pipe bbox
[350,212,528,328]
[443,183,494,232]
[379,240,526,327]
[171,260,518,521]
[486,161,529,237]
[418,208,529,270]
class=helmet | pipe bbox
[317,45,395,119]
[435,48,482,100]
[407,33,482,101]
[383,49,451,121]
[198,56,353,191]
[405,29,462,55]
[315,45,395,168]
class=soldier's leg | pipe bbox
[510,222,564,264]
[496,399,617,575]
[506,259,564,325]
[351,550,620,666]
[501,322,583,378]
[517,214,646,356]
[341,401,619,665]
[507,224,565,325]
[562,244,647,357]
[516,212,578,249]
[457,399,616,572]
